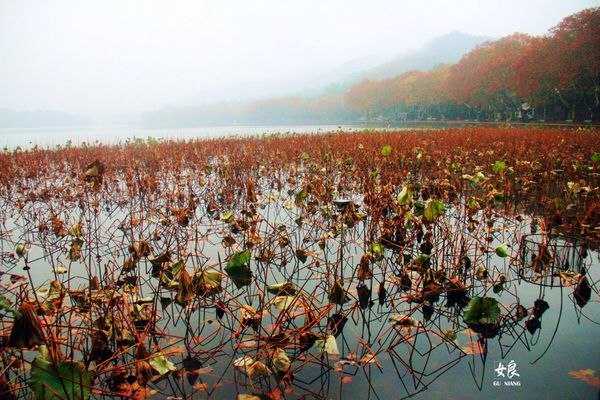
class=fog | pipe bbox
[0,0,597,117]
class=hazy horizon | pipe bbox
[1,0,598,118]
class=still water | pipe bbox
[3,193,599,399]
[0,125,366,149]
[0,125,598,399]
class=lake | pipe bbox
[0,124,367,149]
[0,126,598,399]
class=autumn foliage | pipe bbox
[345,8,600,122]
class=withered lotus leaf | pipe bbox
[8,302,45,348]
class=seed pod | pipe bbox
[15,243,27,258]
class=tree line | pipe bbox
[142,7,599,127]
[344,7,599,122]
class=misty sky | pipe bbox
[0,0,598,117]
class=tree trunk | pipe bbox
[543,106,546,121]
[554,87,578,121]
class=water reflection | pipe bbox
[0,186,597,399]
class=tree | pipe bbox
[545,7,600,120]
[512,36,556,114]
[449,34,532,120]
[345,79,388,119]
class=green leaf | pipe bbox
[423,199,445,223]
[464,171,486,185]
[381,145,392,156]
[149,354,177,376]
[295,189,308,206]
[463,296,501,325]
[397,185,413,205]
[493,161,507,174]
[227,249,251,267]
[267,281,297,296]
[170,260,186,276]
[467,196,480,210]
[495,244,509,258]
[225,250,253,288]
[592,152,600,163]
[369,242,384,262]
[220,212,234,223]
[474,171,486,182]
[0,293,20,318]
[414,201,425,216]
[70,224,82,238]
[30,356,93,400]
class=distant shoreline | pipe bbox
[2,123,599,153]
[3,119,597,132]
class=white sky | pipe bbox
[0,0,598,116]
